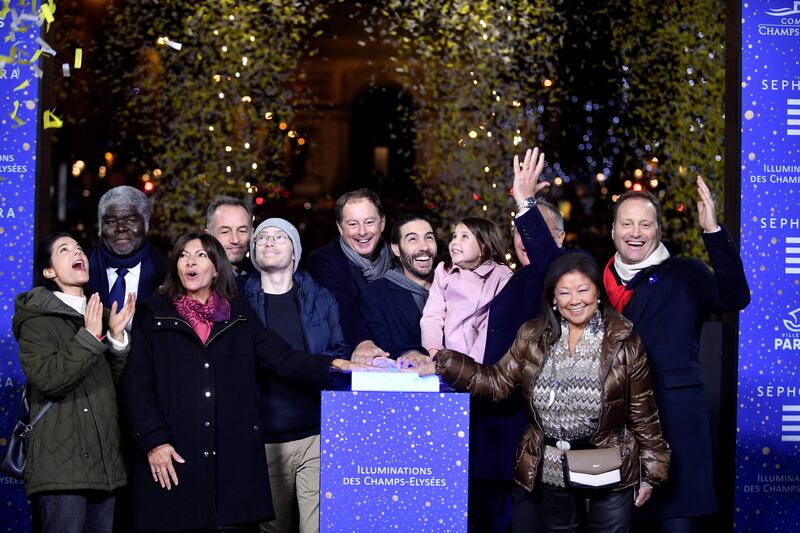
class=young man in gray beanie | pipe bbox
[241,218,350,533]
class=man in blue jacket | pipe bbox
[242,217,350,533]
[360,213,438,358]
[603,179,750,532]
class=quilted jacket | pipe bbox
[12,287,128,497]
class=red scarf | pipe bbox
[603,256,634,313]
[173,292,217,344]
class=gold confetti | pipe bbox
[43,110,63,129]
[74,48,82,69]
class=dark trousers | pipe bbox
[658,517,700,533]
[512,485,634,533]
[632,514,703,532]
[34,491,115,533]
[469,479,515,533]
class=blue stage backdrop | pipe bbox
[736,1,800,530]
[0,1,41,530]
[320,391,469,532]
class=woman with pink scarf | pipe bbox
[124,232,365,532]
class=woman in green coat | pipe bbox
[12,231,135,533]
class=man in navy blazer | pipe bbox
[307,189,394,361]
[470,148,566,533]
[603,179,750,532]
[360,213,438,358]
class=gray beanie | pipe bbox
[250,218,302,273]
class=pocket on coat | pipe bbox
[662,366,704,389]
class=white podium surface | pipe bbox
[350,370,440,392]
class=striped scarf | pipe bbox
[532,311,604,486]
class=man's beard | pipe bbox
[400,251,434,280]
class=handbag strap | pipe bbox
[22,383,53,431]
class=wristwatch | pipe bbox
[516,196,537,211]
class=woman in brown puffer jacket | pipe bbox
[416,251,670,533]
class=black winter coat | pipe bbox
[617,227,750,518]
[123,295,335,531]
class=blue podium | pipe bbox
[320,388,470,532]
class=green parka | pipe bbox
[12,287,128,497]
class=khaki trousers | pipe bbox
[259,434,320,533]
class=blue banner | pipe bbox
[736,1,800,530]
[0,1,41,530]
[320,391,469,532]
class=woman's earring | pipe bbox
[597,298,601,305]
[552,303,557,311]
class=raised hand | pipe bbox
[512,147,548,204]
[84,293,103,337]
[147,443,185,491]
[696,175,720,233]
[108,292,136,341]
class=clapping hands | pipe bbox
[108,293,136,341]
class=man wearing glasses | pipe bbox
[241,218,350,533]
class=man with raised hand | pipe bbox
[604,178,750,532]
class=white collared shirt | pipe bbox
[105,263,142,298]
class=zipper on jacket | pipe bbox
[591,340,623,443]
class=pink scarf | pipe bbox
[173,292,218,344]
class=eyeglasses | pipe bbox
[255,233,289,246]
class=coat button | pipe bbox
[174,321,178,325]
[83,408,89,413]
[204,363,210,369]
[156,321,161,326]
[254,425,259,431]
[204,421,210,427]
[205,391,211,398]
[203,451,209,457]
[84,453,89,458]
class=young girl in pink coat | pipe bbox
[420,217,513,363]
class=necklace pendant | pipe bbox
[556,440,571,451]
[547,390,555,408]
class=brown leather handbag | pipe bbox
[562,445,622,489]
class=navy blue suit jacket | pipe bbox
[360,277,426,358]
[306,239,379,346]
[471,207,564,480]
[620,227,749,518]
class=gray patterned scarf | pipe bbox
[339,236,393,282]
